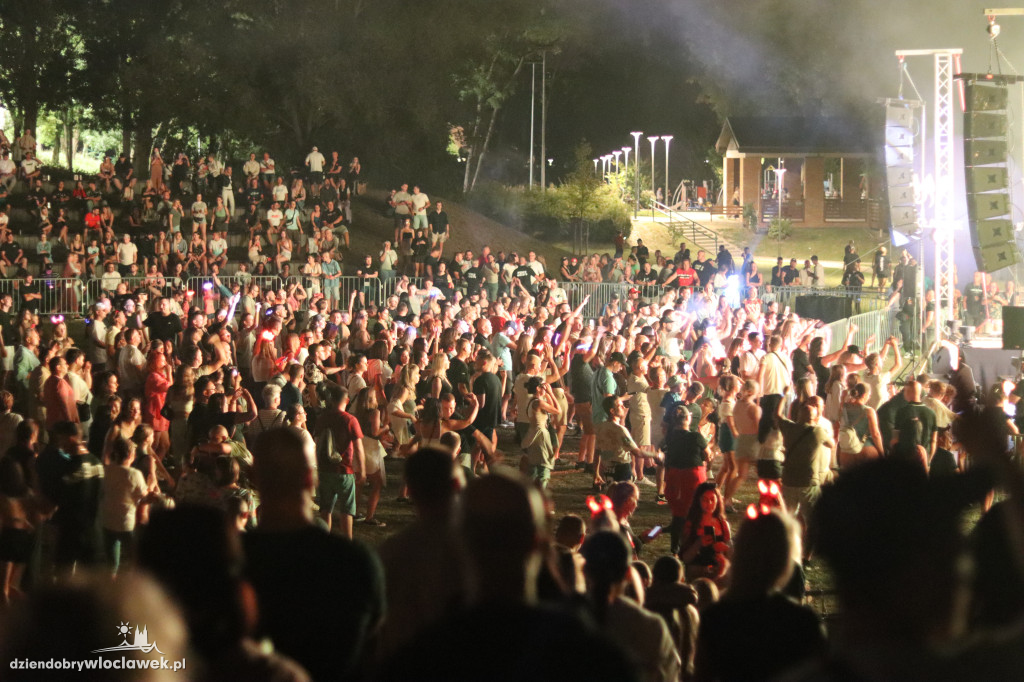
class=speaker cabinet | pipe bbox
[1004,306,1024,350]
[967,192,1011,221]
[965,111,1009,139]
[966,166,1009,194]
[966,82,1010,111]
[971,219,1014,248]
[973,243,1021,273]
[965,139,1009,165]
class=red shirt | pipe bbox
[317,410,363,474]
[675,267,698,288]
[42,375,78,428]
[144,370,171,431]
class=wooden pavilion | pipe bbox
[714,116,883,227]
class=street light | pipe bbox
[648,136,661,216]
[593,158,599,176]
[773,167,787,256]
[602,155,611,181]
[621,146,632,177]
[631,132,643,217]
[662,135,673,208]
[612,150,621,175]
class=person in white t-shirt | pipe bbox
[758,335,792,398]
[526,251,545,278]
[20,152,41,181]
[410,185,430,231]
[266,202,284,234]
[0,151,15,190]
[242,152,261,181]
[259,152,276,189]
[117,234,138,276]
[391,183,412,226]
[305,145,326,197]
[102,437,151,574]
[271,177,289,204]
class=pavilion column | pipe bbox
[739,157,760,208]
[804,156,825,226]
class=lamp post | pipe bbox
[631,132,643,217]
[648,136,661,216]
[621,147,632,201]
[662,135,673,208]
[593,158,599,176]
[773,167,787,256]
[529,62,536,188]
[612,150,621,175]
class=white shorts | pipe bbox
[361,437,387,478]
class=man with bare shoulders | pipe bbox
[727,380,761,503]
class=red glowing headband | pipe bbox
[585,494,613,517]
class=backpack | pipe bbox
[314,423,345,473]
[838,407,865,454]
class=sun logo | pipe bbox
[116,622,131,645]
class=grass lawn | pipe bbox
[352,427,840,602]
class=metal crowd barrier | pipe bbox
[1,268,898,324]
[821,308,901,355]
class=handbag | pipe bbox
[160,403,174,420]
[76,402,92,422]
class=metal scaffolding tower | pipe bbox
[895,48,963,347]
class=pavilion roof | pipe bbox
[716,116,878,156]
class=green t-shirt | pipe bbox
[591,367,618,424]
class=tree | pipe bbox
[452,0,564,193]
[0,0,81,135]
[560,142,602,222]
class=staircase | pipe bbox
[649,200,734,256]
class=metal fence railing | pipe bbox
[757,285,891,315]
[821,308,901,355]
[1,268,899,327]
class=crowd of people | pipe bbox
[0,135,1022,680]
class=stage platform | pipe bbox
[961,337,1022,391]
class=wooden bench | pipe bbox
[709,205,743,220]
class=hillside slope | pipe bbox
[348,188,572,272]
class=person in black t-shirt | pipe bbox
[144,298,183,348]
[412,230,429,277]
[872,246,890,289]
[695,510,826,681]
[113,153,133,190]
[19,275,41,313]
[446,339,473,408]
[428,201,450,255]
[357,255,379,306]
[781,258,800,285]
[512,257,535,296]
[246,427,385,682]
[770,257,784,287]
[635,261,659,285]
[464,264,482,298]
[963,271,987,327]
[636,239,650,264]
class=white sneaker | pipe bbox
[637,477,657,487]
